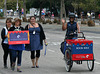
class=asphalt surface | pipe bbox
[0,22,100,74]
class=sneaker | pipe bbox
[11,64,15,71]
[36,66,39,68]
[17,68,22,72]
[4,65,8,69]
[31,66,35,68]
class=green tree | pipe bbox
[6,0,23,10]
[72,0,100,12]
[0,0,4,9]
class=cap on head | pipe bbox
[69,13,75,18]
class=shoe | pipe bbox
[36,66,39,68]
[11,64,15,71]
[67,61,70,65]
[4,65,8,69]
[17,68,22,72]
[31,66,35,68]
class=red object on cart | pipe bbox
[66,39,93,61]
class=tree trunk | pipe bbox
[60,0,62,24]
[60,0,66,24]
[39,5,42,21]
[23,0,26,18]
[50,0,52,16]
[4,0,7,19]
[63,0,66,21]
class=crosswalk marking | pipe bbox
[48,49,55,52]
[48,42,61,46]
[95,61,100,65]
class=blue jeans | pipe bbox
[11,50,22,66]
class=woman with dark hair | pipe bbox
[9,18,25,72]
[1,18,12,68]
[25,16,47,68]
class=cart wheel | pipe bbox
[64,49,73,72]
[87,58,94,71]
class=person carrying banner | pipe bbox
[9,18,25,72]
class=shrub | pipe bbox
[53,18,57,23]
[49,21,52,24]
[0,12,4,17]
[46,19,50,23]
[57,19,60,24]
[0,17,5,19]
[87,20,95,26]
[81,21,87,24]
[42,20,46,24]
[23,17,27,22]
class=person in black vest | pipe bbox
[25,16,47,68]
[1,18,12,68]
[60,13,80,54]
[62,13,80,39]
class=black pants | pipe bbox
[31,50,40,59]
[2,43,12,67]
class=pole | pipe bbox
[60,0,62,24]
[4,0,7,19]
[23,0,26,18]
[16,0,19,16]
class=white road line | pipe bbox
[48,42,61,46]
[93,42,99,44]
[86,36,100,39]
[46,37,50,39]
[95,61,100,65]
[48,49,55,52]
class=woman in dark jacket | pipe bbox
[9,18,25,72]
[1,18,12,68]
[25,16,47,68]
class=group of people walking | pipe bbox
[1,16,47,72]
[1,13,80,73]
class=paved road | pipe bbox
[0,22,100,74]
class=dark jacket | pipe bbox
[25,23,46,45]
[9,26,24,31]
[1,26,8,45]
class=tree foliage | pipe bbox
[72,0,100,12]
[0,0,100,15]
[0,0,4,9]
